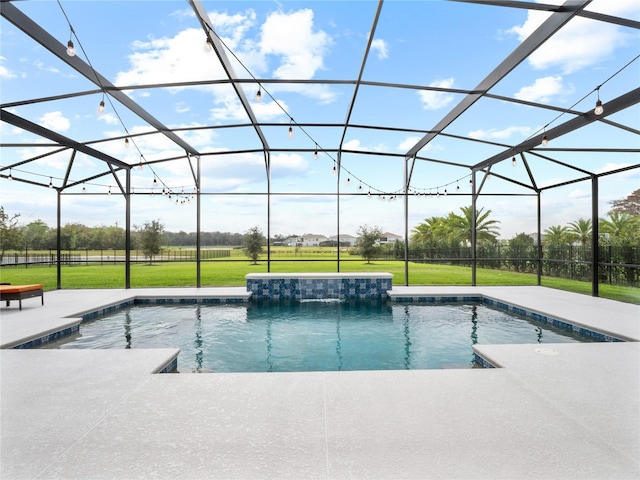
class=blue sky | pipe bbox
[1,0,639,239]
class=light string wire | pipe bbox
[200,16,421,197]
[24,0,196,203]
[523,53,640,145]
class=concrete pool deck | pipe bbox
[1,286,639,479]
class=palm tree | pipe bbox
[543,225,570,246]
[448,206,500,246]
[567,218,592,248]
[599,212,640,246]
[410,216,446,246]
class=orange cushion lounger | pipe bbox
[0,284,44,311]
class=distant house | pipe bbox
[327,234,357,247]
[379,232,403,244]
[283,234,328,247]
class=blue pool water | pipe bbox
[45,300,594,372]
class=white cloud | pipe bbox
[468,126,532,140]
[418,78,455,110]
[371,39,389,60]
[116,28,222,87]
[0,56,16,79]
[514,75,574,103]
[343,139,364,151]
[175,102,190,114]
[39,111,70,132]
[98,112,120,126]
[398,136,422,151]
[569,188,589,199]
[260,9,331,79]
[507,3,634,74]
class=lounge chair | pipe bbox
[0,284,44,310]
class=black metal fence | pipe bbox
[408,244,639,287]
[0,248,232,267]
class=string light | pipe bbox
[256,88,262,102]
[512,156,517,167]
[346,177,351,186]
[205,37,212,51]
[124,137,130,148]
[98,94,105,114]
[8,168,12,181]
[49,177,53,188]
[542,127,549,147]
[66,39,75,57]
[332,165,337,175]
[594,87,604,115]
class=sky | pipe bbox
[1,0,639,240]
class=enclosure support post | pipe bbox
[591,175,599,297]
[336,151,341,273]
[196,155,201,287]
[537,190,542,285]
[266,151,271,273]
[56,190,61,290]
[125,169,131,289]
[404,157,410,286]
[471,171,477,286]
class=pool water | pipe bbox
[44,300,595,372]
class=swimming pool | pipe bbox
[42,299,597,372]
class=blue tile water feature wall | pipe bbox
[246,273,393,300]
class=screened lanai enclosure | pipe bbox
[1,0,638,298]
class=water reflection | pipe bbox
[336,318,343,371]
[193,306,204,372]
[403,306,411,370]
[124,311,132,349]
[265,319,273,372]
[470,305,478,345]
[469,305,478,367]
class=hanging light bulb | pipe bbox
[125,137,130,148]
[456,183,460,191]
[367,190,371,196]
[98,99,105,114]
[255,88,262,102]
[541,134,549,146]
[346,177,351,186]
[332,165,337,175]
[594,99,604,115]
[444,188,448,196]
[108,186,111,196]
[66,39,75,57]
[205,37,212,51]
[358,184,363,191]
[288,125,293,138]
[8,168,12,181]
[49,177,53,188]
[314,146,318,160]
[512,156,517,167]
[153,176,158,186]
[82,183,86,192]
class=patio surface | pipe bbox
[1,286,639,479]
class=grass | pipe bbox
[1,257,638,304]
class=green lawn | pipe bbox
[1,258,638,304]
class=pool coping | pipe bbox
[2,286,636,365]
